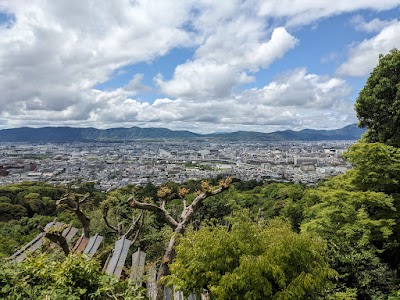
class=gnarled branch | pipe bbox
[56,193,91,238]
[102,205,119,233]
[38,225,70,256]
[128,196,179,230]
[125,211,144,239]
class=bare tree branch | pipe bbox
[127,178,232,300]
[56,194,76,210]
[102,205,119,233]
[128,196,179,230]
[57,193,91,238]
[78,193,90,204]
[125,211,144,239]
[180,183,230,226]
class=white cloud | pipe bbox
[0,0,193,113]
[351,15,398,32]
[155,61,244,99]
[156,25,298,99]
[245,68,351,108]
[0,0,393,132]
[88,69,355,132]
[337,21,400,77]
[258,0,400,26]
[123,74,150,93]
[1,67,355,133]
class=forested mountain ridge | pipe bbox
[0,123,365,142]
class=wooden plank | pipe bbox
[164,286,172,300]
[83,233,103,258]
[130,248,146,283]
[9,219,57,262]
[72,234,89,253]
[10,232,45,262]
[62,225,78,243]
[44,219,58,230]
[104,236,132,278]
[188,294,196,300]
[173,288,184,300]
[146,265,158,300]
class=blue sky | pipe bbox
[0,1,399,133]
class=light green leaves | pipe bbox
[166,211,336,300]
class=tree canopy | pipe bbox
[355,48,400,146]
[166,211,337,300]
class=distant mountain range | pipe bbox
[0,124,365,143]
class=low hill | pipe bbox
[0,124,365,143]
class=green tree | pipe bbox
[344,142,400,194]
[300,182,397,298]
[130,178,231,300]
[0,254,145,300]
[0,203,28,222]
[166,211,336,300]
[355,48,400,146]
[301,188,395,246]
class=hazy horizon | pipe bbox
[0,123,361,136]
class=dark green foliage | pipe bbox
[328,243,397,299]
[0,182,64,219]
[135,182,158,200]
[191,181,306,228]
[0,215,54,258]
[233,179,264,191]
[355,48,400,146]
[0,203,28,221]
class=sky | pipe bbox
[0,0,399,134]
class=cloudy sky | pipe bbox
[0,0,399,133]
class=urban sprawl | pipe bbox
[0,140,354,190]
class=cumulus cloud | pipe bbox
[155,60,256,99]
[83,68,354,133]
[156,22,298,99]
[0,0,393,132]
[337,21,400,77]
[0,0,193,113]
[154,2,298,100]
[244,68,351,108]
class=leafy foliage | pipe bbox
[344,142,400,194]
[166,211,336,300]
[0,254,145,300]
[0,182,63,219]
[301,187,395,247]
[300,174,398,299]
[355,48,400,146]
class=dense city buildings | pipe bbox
[0,140,354,189]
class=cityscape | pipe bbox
[0,140,354,190]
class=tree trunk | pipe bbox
[156,226,185,300]
[44,232,70,256]
[76,210,90,238]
